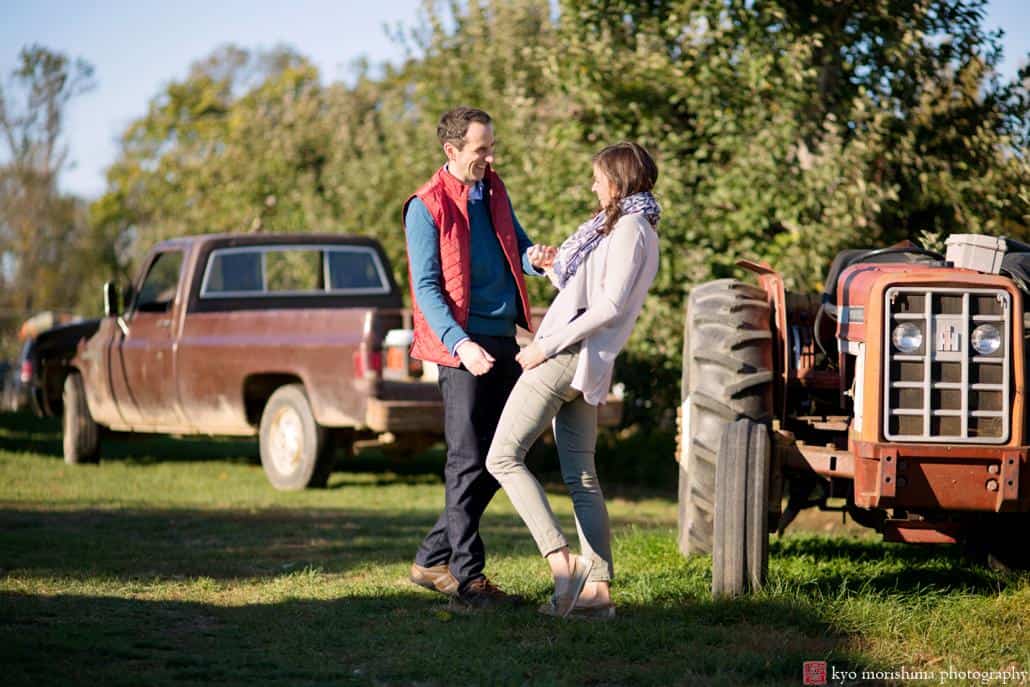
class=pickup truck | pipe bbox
[54,233,623,490]
[59,233,452,489]
[26,319,103,415]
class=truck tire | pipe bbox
[63,371,100,465]
[259,384,335,491]
[678,279,773,557]
[712,418,770,597]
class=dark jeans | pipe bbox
[414,333,521,589]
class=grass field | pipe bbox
[0,412,1027,686]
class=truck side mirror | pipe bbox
[122,284,136,312]
[105,281,132,335]
[103,281,120,317]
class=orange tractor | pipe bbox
[677,235,1030,596]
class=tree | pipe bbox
[94,1,1029,428]
[94,45,341,273]
[0,45,100,356]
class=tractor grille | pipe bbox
[883,287,1011,443]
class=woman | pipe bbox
[486,141,660,619]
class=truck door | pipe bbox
[115,249,189,429]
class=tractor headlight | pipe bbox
[891,323,923,353]
[971,324,1002,355]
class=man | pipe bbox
[405,106,555,609]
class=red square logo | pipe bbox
[803,661,827,686]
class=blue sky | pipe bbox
[2,0,1027,200]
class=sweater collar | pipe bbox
[436,163,493,200]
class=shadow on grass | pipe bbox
[0,410,676,498]
[0,411,63,457]
[0,411,438,478]
[770,536,1021,595]
[0,411,260,465]
[0,505,673,583]
[0,589,875,687]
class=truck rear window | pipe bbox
[200,246,389,298]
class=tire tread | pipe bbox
[678,279,773,558]
[63,371,100,465]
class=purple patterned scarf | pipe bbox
[552,192,661,289]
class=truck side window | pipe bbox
[135,251,184,313]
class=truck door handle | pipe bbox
[156,319,172,328]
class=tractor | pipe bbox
[677,234,1030,596]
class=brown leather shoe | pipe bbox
[409,562,459,596]
[448,576,523,611]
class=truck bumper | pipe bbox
[364,395,624,435]
[850,439,1029,513]
[365,398,444,433]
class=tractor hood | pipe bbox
[835,264,1021,344]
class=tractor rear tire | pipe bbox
[712,418,771,597]
[678,279,774,557]
[982,514,1030,572]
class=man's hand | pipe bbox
[527,244,558,270]
[456,340,495,376]
[516,342,547,370]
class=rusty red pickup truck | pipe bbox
[62,233,452,489]
[60,233,622,490]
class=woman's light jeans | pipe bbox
[485,345,613,582]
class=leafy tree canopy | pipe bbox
[93,0,1030,423]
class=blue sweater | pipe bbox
[405,183,539,354]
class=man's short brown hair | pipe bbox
[437,107,492,149]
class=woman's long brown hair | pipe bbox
[592,142,658,235]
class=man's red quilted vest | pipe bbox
[403,165,533,368]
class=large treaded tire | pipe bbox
[259,384,335,491]
[712,418,770,597]
[63,371,100,465]
[677,279,773,557]
[978,514,1030,572]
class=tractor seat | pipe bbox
[822,244,943,311]
[1002,254,1030,291]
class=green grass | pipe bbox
[0,412,1027,686]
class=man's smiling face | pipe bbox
[445,121,495,184]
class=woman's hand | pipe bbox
[527,244,557,270]
[516,342,547,370]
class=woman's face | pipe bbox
[591,164,615,207]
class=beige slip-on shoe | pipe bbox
[566,601,616,620]
[545,555,593,618]
[538,595,615,620]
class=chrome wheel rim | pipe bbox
[269,406,304,475]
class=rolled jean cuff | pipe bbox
[536,532,569,559]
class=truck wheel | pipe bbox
[259,384,335,491]
[678,279,774,557]
[63,371,100,465]
[712,418,770,597]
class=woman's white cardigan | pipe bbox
[533,213,660,405]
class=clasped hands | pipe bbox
[527,244,557,270]
[456,340,547,375]
[456,244,555,376]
